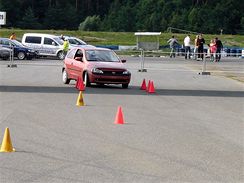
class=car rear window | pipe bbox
[25,36,42,44]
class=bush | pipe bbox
[78,15,101,31]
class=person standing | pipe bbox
[9,33,16,40]
[215,37,223,62]
[60,34,65,41]
[63,39,69,57]
[194,35,200,60]
[209,39,217,61]
[167,35,178,58]
[184,35,191,59]
[197,34,205,60]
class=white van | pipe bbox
[22,33,65,59]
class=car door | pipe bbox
[42,37,59,56]
[65,48,77,79]
[0,39,16,56]
[23,36,42,54]
[72,49,85,79]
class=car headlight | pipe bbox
[92,68,103,74]
[28,49,35,53]
[123,70,131,75]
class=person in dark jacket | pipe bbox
[197,34,205,60]
[167,35,179,58]
[215,37,223,62]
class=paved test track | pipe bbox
[0,56,243,182]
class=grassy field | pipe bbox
[0,28,243,47]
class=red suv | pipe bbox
[62,47,131,88]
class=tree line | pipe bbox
[0,0,243,34]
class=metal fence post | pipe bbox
[7,43,17,68]
[200,52,210,75]
[138,49,147,72]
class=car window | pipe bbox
[85,50,119,62]
[25,36,42,44]
[66,49,76,59]
[74,49,83,58]
[0,40,10,46]
[11,40,23,47]
[44,38,57,45]
[75,38,86,45]
[53,37,63,45]
[68,38,79,45]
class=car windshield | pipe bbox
[11,40,24,47]
[53,37,64,45]
[69,38,86,45]
[85,50,120,62]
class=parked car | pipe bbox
[22,33,66,59]
[0,38,37,60]
[0,46,11,60]
[63,36,96,48]
[62,47,131,88]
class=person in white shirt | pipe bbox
[184,35,191,59]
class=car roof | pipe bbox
[23,33,60,38]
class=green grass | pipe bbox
[0,28,243,47]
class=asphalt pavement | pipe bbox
[0,56,243,183]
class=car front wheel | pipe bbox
[62,69,70,84]
[57,51,65,60]
[122,83,129,89]
[17,52,25,60]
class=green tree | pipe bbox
[79,15,101,31]
[18,7,41,29]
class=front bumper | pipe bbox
[89,73,131,84]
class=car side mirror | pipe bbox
[52,42,56,46]
[121,59,126,63]
[75,57,83,62]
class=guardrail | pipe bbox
[97,45,244,58]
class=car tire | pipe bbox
[122,83,129,89]
[17,52,25,60]
[57,51,65,60]
[62,69,70,84]
[83,72,91,87]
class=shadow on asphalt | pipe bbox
[0,85,243,97]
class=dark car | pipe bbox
[62,47,131,88]
[0,38,37,60]
[0,46,11,60]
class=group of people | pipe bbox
[207,37,223,62]
[167,34,223,62]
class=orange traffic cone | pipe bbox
[114,106,125,124]
[78,78,85,91]
[146,80,151,92]
[148,81,155,93]
[0,127,15,152]
[140,79,147,90]
[76,91,85,106]
[75,77,81,89]
[76,77,85,91]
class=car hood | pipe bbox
[90,61,127,70]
